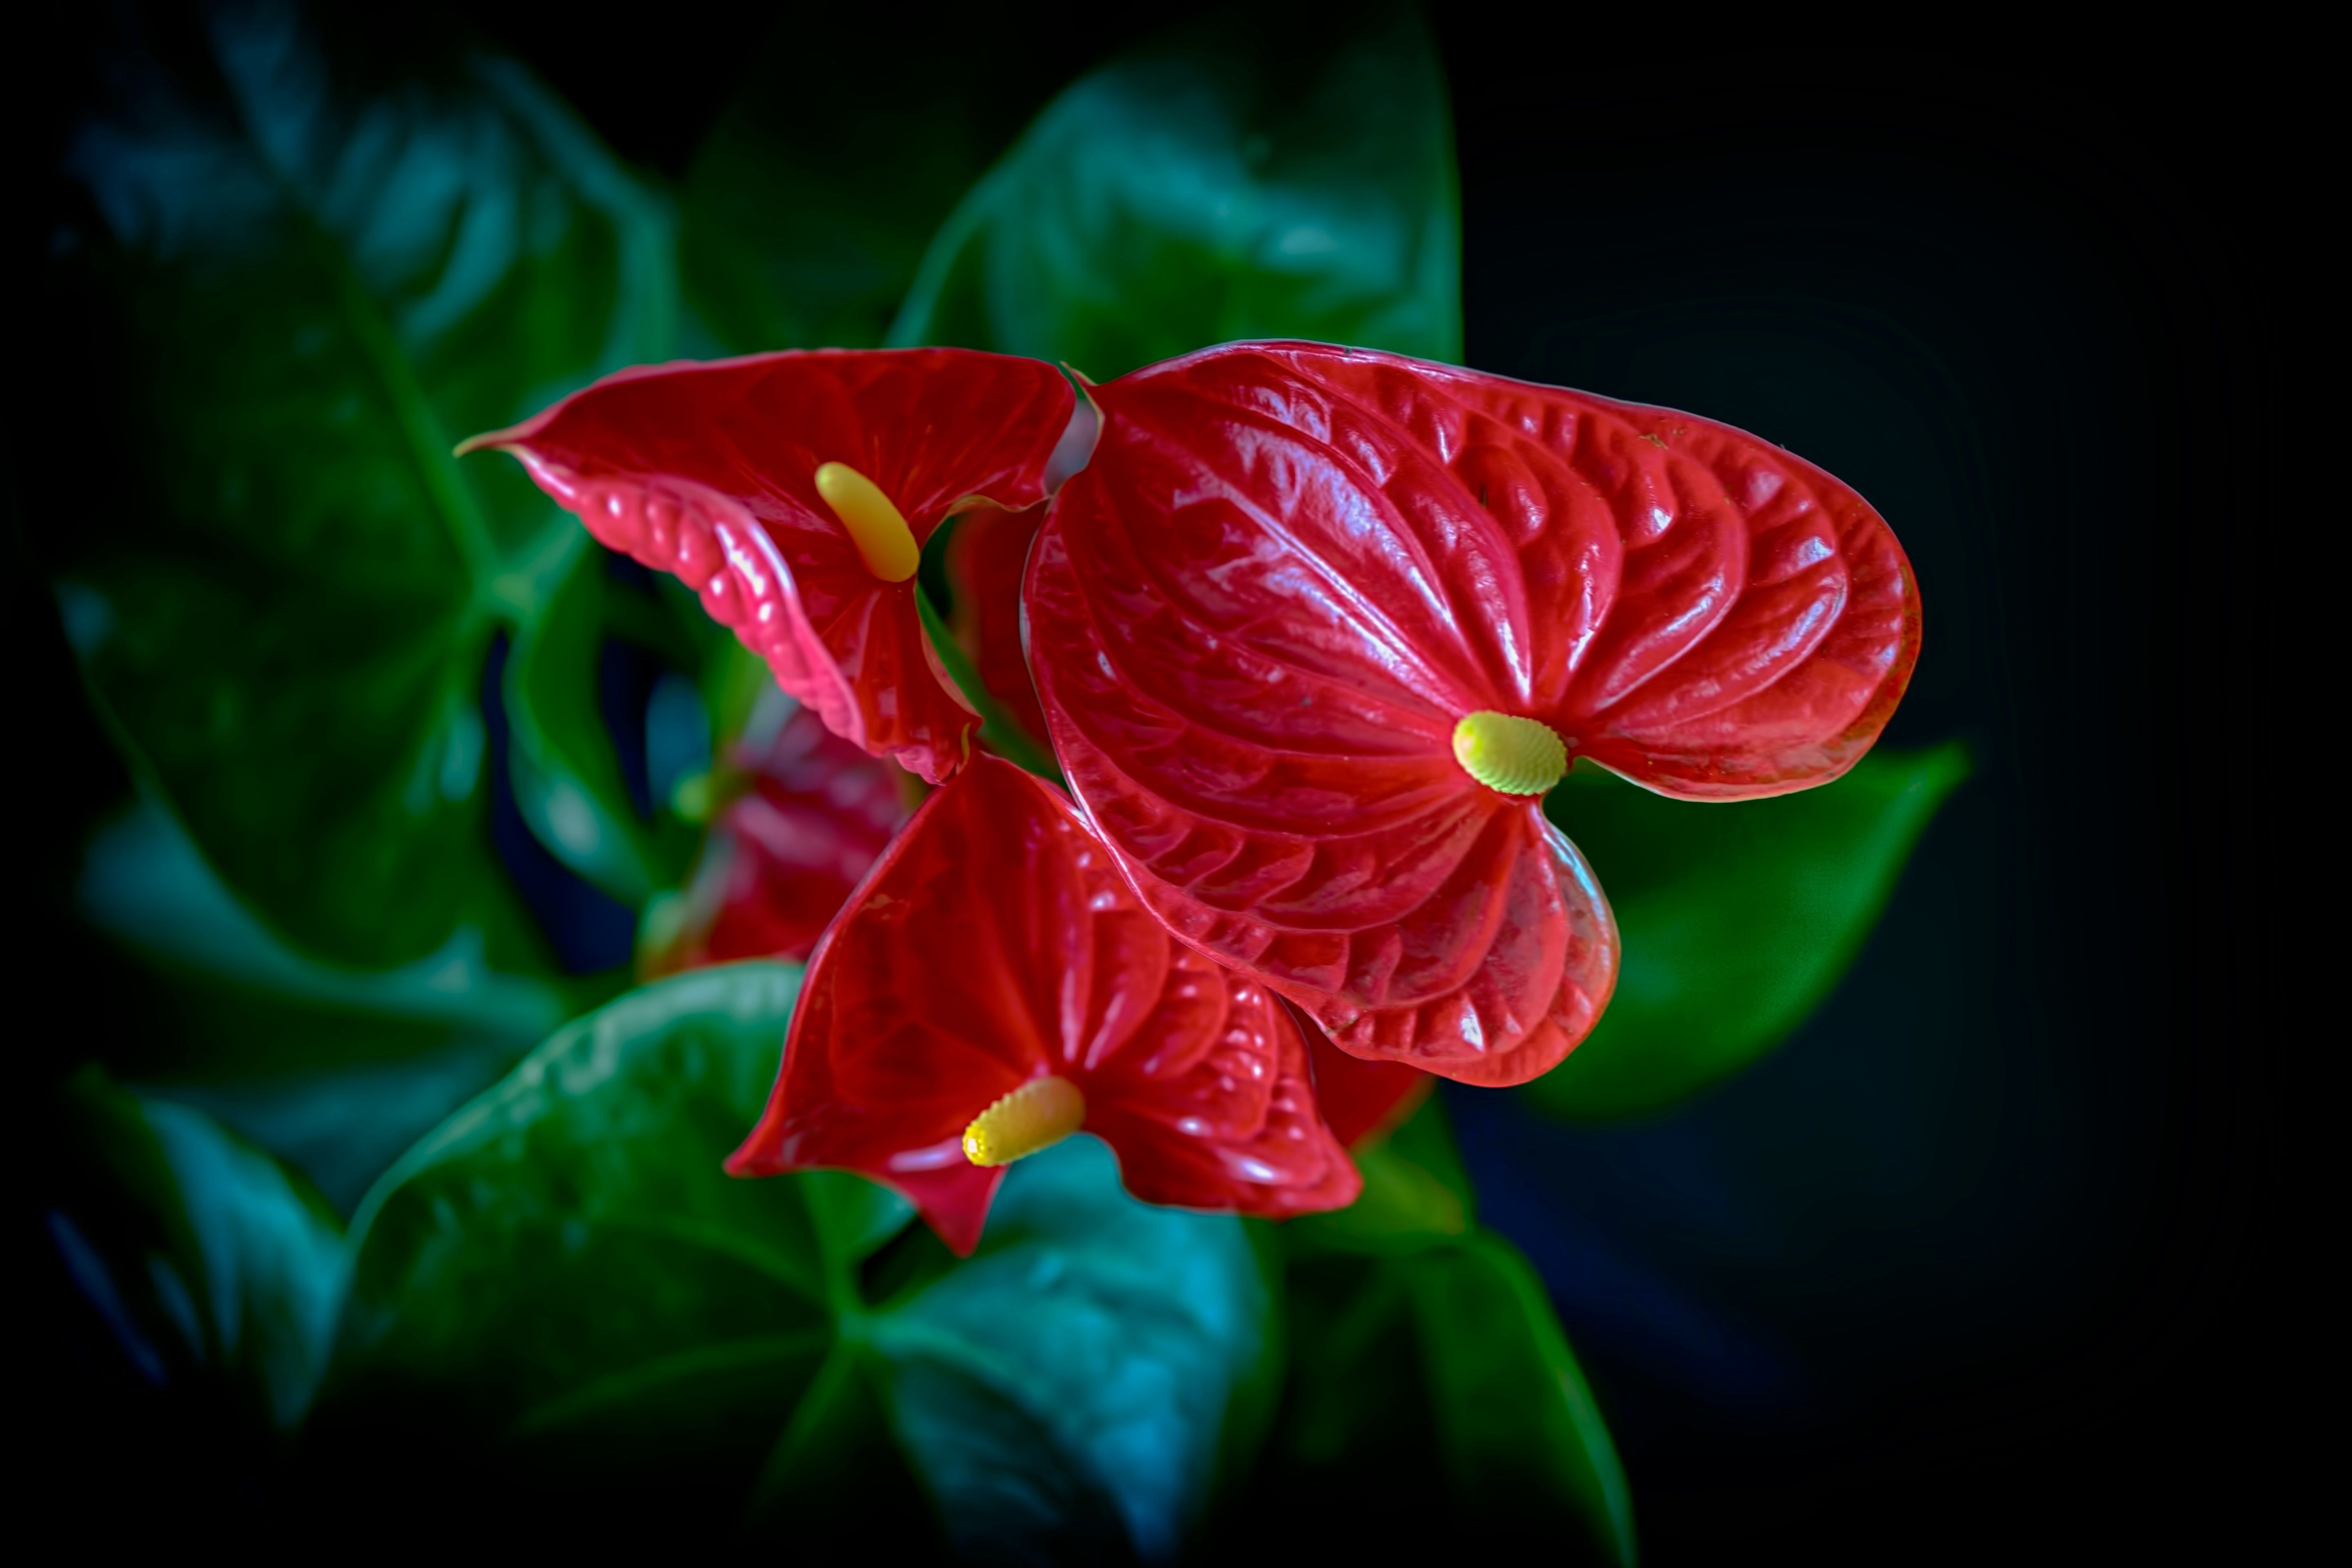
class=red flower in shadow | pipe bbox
[644,702,912,974]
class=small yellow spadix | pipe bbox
[1452,711,1569,797]
[963,1076,1086,1167]
[815,461,920,583]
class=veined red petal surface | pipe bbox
[726,754,1359,1255]
[1026,341,1916,1082]
[645,704,911,974]
[463,349,1075,782]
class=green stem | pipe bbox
[914,584,1064,785]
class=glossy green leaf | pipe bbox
[870,1136,1272,1561]
[46,4,677,969]
[325,963,884,1492]
[77,796,589,1211]
[324,965,1272,1552]
[1404,1233,1637,1566]
[47,1069,349,1431]
[1266,1103,1633,1558]
[888,1,1461,378]
[1527,744,1971,1119]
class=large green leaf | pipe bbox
[888,1,1461,378]
[76,797,590,1211]
[46,3,677,969]
[1404,1234,1636,1564]
[325,964,1274,1554]
[47,1070,350,1431]
[870,1137,1271,1561]
[325,963,866,1497]
[1527,744,1971,1119]
[1267,1100,1635,1561]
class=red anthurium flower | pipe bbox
[643,701,911,975]
[726,753,1361,1255]
[461,350,1078,782]
[1025,342,1921,1086]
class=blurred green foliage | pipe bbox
[1528,745,1971,1118]
[48,1070,349,1430]
[891,3,1459,377]
[1271,1102,1636,1565]
[55,4,678,973]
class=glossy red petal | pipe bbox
[728,755,1357,1252]
[1025,370,1608,1080]
[1028,341,1901,1080]
[1245,344,1922,797]
[646,705,911,973]
[468,349,1074,782]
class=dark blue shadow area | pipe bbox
[480,634,635,974]
[597,634,661,822]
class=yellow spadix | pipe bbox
[815,461,920,583]
[1451,711,1569,797]
[962,1076,1086,1167]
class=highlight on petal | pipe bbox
[640,695,911,976]
[460,348,1076,782]
[1028,340,1904,1077]
[726,755,1359,1254]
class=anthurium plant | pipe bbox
[34,2,1960,1558]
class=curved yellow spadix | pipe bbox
[1452,711,1569,797]
[963,1076,1086,1167]
[815,461,920,583]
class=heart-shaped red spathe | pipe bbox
[463,349,1076,782]
[1025,341,1919,1084]
[726,753,1360,1256]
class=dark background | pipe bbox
[16,4,2287,1559]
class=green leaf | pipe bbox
[869,1136,1272,1562]
[1526,743,1971,1119]
[323,964,1272,1552]
[76,796,588,1211]
[888,1,1461,379]
[1266,1102,1634,1560]
[325,964,872,1485]
[46,5,677,969]
[1403,1232,1637,1566]
[48,1069,350,1431]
